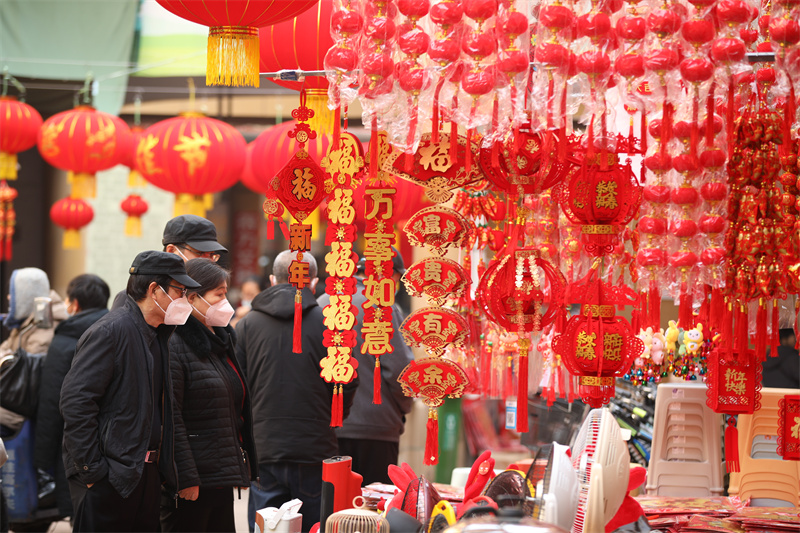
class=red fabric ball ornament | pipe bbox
[577,51,612,76]
[638,216,668,235]
[643,184,672,203]
[615,53,645,78]
[332,10,364,35]
[648,118,663,138]
[398,0,430,20]
[759,15,771,35]
[617,16,647,41]
[644,153,673,172]
[326,47,359,71]
[700,247,726,265]
[669,250,698,269]
[670,218,699,238]
[740,27,759,45]
[644,48,680,72]
[711,37,746,62]
[499,11,529,37]
[461,68,496,96]
[680,57,715,82]
[396,60,428,93]
[699,214,726,234]
[682,18,716,45]
[535,42,572,68]
[756,67,776,84]
[637,248,668,267]
[647,9,683,36]
[462,30,497,59]
[670,186,700,205]
[429,1,464,25]
[673,120,695,140]
[464,0,497,22]
[539,5,574,29]
[362,52,395,78]
[717,0,751,26]
[578,12,612,39]
[770,18,800,46]
[365,17,397,41]
[756,41,774,52]
[498,50,530,74]
[398,27,431,57]
[700,181,728,201]
[50,197,94,249]
[700,149,727,168]
[429,38,462,64]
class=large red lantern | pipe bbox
[37,106,130,199]
[259,0,335,133]
[0,96,43,180]
[50,197,94,249]
[155,0,318,87]
[136,112,246,216]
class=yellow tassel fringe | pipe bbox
[207,26,260,88]
[0,152,17,180]
[125,216,142,237]
[305,88,336,136]
[63,229,81,249]
[68,171,96,199]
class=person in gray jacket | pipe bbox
[318,247,415,484]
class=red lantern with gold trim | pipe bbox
[38,106,130,199]
[155,0,318,87]
[50,197,94,249]
[0,96,43,181]
[120,194,149,237]
[136,112,246,216]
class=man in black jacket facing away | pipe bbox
[35,274,110,519]
[60,251,199,532]
[236,250,358,533]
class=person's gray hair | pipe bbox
[272,250,318,284]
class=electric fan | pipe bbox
[526,442,579,531]
[570,408,630,533]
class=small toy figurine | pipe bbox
[650,329,666,365]
[684,323,704,355]
[665,320,680,354]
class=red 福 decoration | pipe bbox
[777,395,800,461]
[136,112,246,217]
[155,0,318,87]
[38,105,129,199]
[50,197,94,249]
[0,96,42,181]
[120,194,149,237]
[398,357,468,465]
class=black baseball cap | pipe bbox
[162,215,228,253]
[129,251,201,288]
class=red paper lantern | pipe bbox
[0,181,18,260]
[136,112,246,216]
[259,1,336,132]
[240,143,262,194]
[50,196,94,249]
[120,194,149,237]
[37,106,130,199]
[0,96,43,180]
[155,0,318,87]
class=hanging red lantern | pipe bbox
[260,0,336,133]
[119,125,147,189]
[0,181,18,260]
[136,112,246,216]
[0,96,43,181]
[120,194,149,237]
[155,0,319,87]
[50,197,94,249]
[37,106,130,199]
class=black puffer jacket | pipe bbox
[235,284,358,464]
[167,316,257,490]
[34,307,108,515]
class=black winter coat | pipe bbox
[235,284,358,464]
[60,297,177,498]
[34,307,108,515]
[167,316,257,490]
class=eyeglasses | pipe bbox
[162,284,188,298]
[178,245,221,263]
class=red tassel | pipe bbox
[710,288,724,335]
[405,95,418,173]
[631,308,641,334]
[491,96,500,168]
[546,365,556,406]
[697,285,711,331]
[424,408,439,465]
[278,219,290,240]
[333,105,342,150]
[722,300,733,356]
[649,283,661,330]
[293,289,303,354]
[557,82,568,161]
[369,116,379,179]
[516,350,529,433]
[727,78,735,155]
[679,282,693,329]
[705,81,716,146]
[640,109,647,155]
[505,355,514,400]
[736,305,749,355]
[725,416,740,473]
[373,357,382,404]
[266,216,275,240]
[465,128,474,176]
[449,95,459,163]
[770,299,780,357]
[330,384,344,428]
[755,299,767,362]
[432,76,446,144]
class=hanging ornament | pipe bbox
[0,95,43,181]
[120,194,149,237]
[402,257,470,306]
[401,307,469,357]
[777,394,800,461]
[50,197,94,249]
[404,205,474,256]
[0,181,18,260]
[325,0,364,145]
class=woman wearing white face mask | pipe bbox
[160,259,257,533]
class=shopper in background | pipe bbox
[112,214,227,309]
[160,258,257,532]
[34,274,110,519]
[230,275,262,329]
[319,247,415,484]
[61,251,199,532]
[235,250,358,532]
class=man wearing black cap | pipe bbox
[319,247,415,484]
[61,251,200,532]
[112,215,227,310]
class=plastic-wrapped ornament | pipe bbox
[326,0,365,146]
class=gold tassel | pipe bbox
[0,152,17,180]
[63,229,81,249]
[305,88,335,136]
[206,26,260,88]
[174,194,208,217]
[124,216,142,237]
[68,171,96,199]
[127,168,147,189]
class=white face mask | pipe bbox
[195,295,235,327]
[154,287,193,326]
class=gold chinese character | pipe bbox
[319,346,356,382]
[289,224,312,251]
[424,261,442,282]
[792,416,800,439]
[423,314,443,335]
[603,333,623,362]
[576,331,597,360]
[292,167,317,200]
[322,295,356,330]
[595,181,619,209]
[423,366,444,385]
[724,368,747,396]
[363,276,395,308]
[422,214,441,234]
[39,121,65,158]
[328,188,356,225]
[418,139,452,172]
[136,134,161,176]
[325,242,356,278]
[363,233,394,263]
[174,133,211,176]
[361,320,394,356]
[365,188,396,220]
[288,261,310,289]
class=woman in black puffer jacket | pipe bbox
[160,259,257,532]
